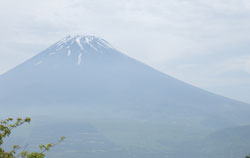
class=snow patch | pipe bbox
[55,35,73,46]
[99,39,113,49]
[84,37,91,44]
[76,37,84,50]
[77,53,82,65]
[89,44,98,51]
[34,61,43,66]
[56,45,64,51]
[49,52,56,56]
[67,50,71,56]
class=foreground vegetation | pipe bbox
[0,117,64,158]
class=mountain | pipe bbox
[1,35,250,158]
[0,35,249,123]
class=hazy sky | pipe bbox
[0,0,250,103]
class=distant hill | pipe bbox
[191,125,250,158]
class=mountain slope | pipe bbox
[202,125,250,158]
[192,125,250,158]
[0,35,249,124]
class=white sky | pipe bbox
[0,0,250,103]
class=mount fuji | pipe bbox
[1,35,250,158]
[0,35,250,123]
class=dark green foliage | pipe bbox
[0,117,65,158]
[246,155,250,158]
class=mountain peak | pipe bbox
[31,35,117,67]
[54,34,113,51]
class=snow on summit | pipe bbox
[55,35,113,51]
[32,35,115,66]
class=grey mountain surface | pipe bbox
[1,35,250,158]
[0,35,249,123]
